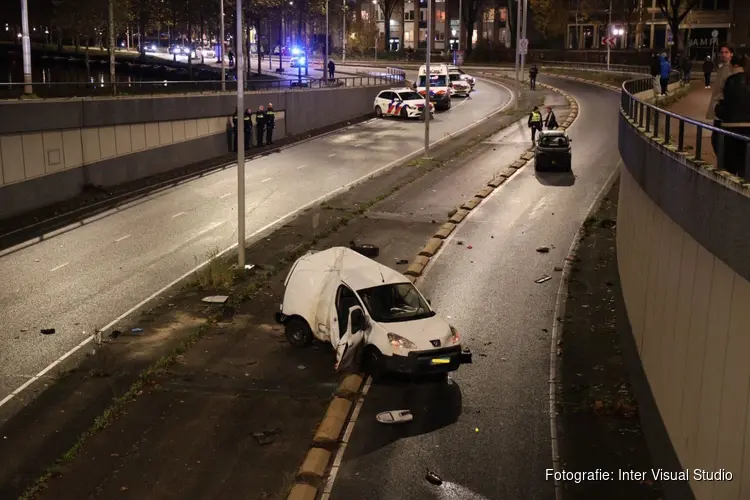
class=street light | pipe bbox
[424,0,431,156]
[236,0,246,268]
[220,0,225,91]
[20,0,32,95]
[324,0,329,82]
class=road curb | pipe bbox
[401,80,581,284]
[287,373,366,499]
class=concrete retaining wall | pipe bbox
[0,84,389,220]
[618,110,750,500]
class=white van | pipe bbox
[275,247,472,377]
[416,64,452,111]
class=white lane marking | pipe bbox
[354,144,362,147]
[0,81,514,411]
[114,234,131,242]
[261,177,273,183]
[172,212,186,218]
[50,262,69,272]
[548,163,620,500]
[322,376,372,499]
[297,164,307,170]
[220,193,232,199]
[328,153,337,158]
[528,196,548,220]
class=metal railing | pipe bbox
[540,61,650,74]
[0,72,406,99]
[620,73,750,181]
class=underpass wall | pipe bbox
[0,84,389,220]
[617,111,750,500]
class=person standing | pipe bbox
[713,54,749,177]
[228,50,235,67]
[328,59,336,79]
[529,65,538,90]
[703,56,714,88]
[659,54,671,96]
[255,105,267,147]
[243,108,252,151]
[650,53,662,95]
[682,55,693,85]
[265,102,276,145]
[528,106,543,143]
[231,109,239,152]
[706,43,737,155]
[544,106,558,129]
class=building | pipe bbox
[565,0,749,58]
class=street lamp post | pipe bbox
[342,0,347,63]
[220,0,226,91]
[458,0,462,52]
[236,0,246,268]
[519,0,528,83]
[20,0,32,95]
[606,0,612,71]
[424,0,431,156]
[324,0,329,82]
[514,0,521,83]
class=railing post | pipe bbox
[638,102,644,128]
[678,120,685,151]
[646,106,651,133]
[744,141,750,181]
[664,115,670,146]
[717,133,725,171]
[695,125,703,161]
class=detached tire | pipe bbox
[285,317,313,348]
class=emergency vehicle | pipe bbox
[416,64,452,111]
[373,88,435,119]
[447,68,472,97]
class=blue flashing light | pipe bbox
[298,56,306,65]
[291,47,301,55]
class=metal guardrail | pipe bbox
[620,73,750,181]
[539,61,650,74]
[0,71,406,99]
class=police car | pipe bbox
[373,88,435,119]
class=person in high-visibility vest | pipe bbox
[528,106,543,143]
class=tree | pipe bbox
[347,18,377,55]
[376,0,398,51]
[530,0,567,39]
[462,0,484,56]
[657,0,699,54]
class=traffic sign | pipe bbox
[601,36,616,48]
[519,38,528,55]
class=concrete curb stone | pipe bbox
[462,198,480,210]
[419,237,443,257]
[488,176,507,188]
[521,151,534,161]
[287,483,318,500]
[511,159,527,169]
[476,186,494,198]
[312,397,353,445]
[298,447,332,479]
[449,208,470,224]
[405,255,430,276]
[335,373,364,398]
[435,222,456,238]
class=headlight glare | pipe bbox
[388,333,417,350]
[449,325,461,344]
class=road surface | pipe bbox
[0,77,511,404]
[327,76,622,499]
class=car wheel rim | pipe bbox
[291,327,304,342]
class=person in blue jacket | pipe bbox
[659,54,671,96]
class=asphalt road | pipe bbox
[0,77,510,404]
[327,77,622,499]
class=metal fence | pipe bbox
[620,73,750,181]
[0,70,406,99]
[540,61,650,74]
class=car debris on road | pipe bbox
[376,410,414,424]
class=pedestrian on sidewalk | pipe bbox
[544,106,558,129]
[228,50,235,67]
[650,53,662,95]
[231,108,239,152]
[659,54,671,96]
[528,106,543,143]
[328,60,336,79]
[714,54,750,178]
[265,102,276,145]
[706,43,737,155]
[529,65,538,90]
[243,108,253,151]
[681,54,692,85]
[255,105,267,147]
[703,56,714,88]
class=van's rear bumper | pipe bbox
[383,345,472,374]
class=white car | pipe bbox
[448,65,475,89]
[196,46,216,59]
[448,72,471,96]
[275,247,472,377]
[373,88,435,119]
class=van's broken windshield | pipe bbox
[357,283,434,323]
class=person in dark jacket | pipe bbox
[328,60,335,79]
[714,55,750,178]
[232,109,239,152]
[255,105,266,147]
[682,55,692,84]
[265,102,275,145]
[544,106,558,129]
[703,56,714,88]
[529,65,538,90]
[659,54,671,95]
[650,53,662,94]
[243,108,252,151]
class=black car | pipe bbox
[534,130,572,171]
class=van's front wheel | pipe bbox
[285,317,313,347]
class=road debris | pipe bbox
[456,240,464,246]
[536,246,550,253]
[396,259,409,265]
[40,328,55,335]
[467,245,473,249]
[535,275,552,284]
[376,410,413,424]
[108,330,122,340]
[244,264,255,271]
[425,470,443,486]
[297,365,306,370]
[554,266,563,272]
[131,328,144,333]
[252,428,281,446]
[349,241,379,257]
[202,295,229,304]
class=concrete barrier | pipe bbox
[618,107,750,500]
[0,84,390,220]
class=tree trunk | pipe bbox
[188,19,193,80]
[465,19,475,55]
[139,19,146,57]
[383,6,391,50]
[108,0,116,95]
[356,0,362,23]
[75,36,80,52]
[200,13,205,64]
[507,0,514,49]
[398,0,405,50]
[492,6,500,46]
[256,20,262,75]
[246,21,251,81]
[85,38,91,80]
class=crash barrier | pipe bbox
[0,83,394,220]
[0,72,405,99]
[617,74,750,500]
[622,75,750,181]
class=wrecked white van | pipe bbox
[274,247,472,376]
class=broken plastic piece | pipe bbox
[40,328,55,335]
[467,245,473,249]
[554,266,563,272]
[536,246,550,253]
[535,275,552,283]
[131,328,144,333]
[425,470,443,486]
[376,410,413,424]
[244,264,255,270]
[349,241,379,258]
[202,295,229,304]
